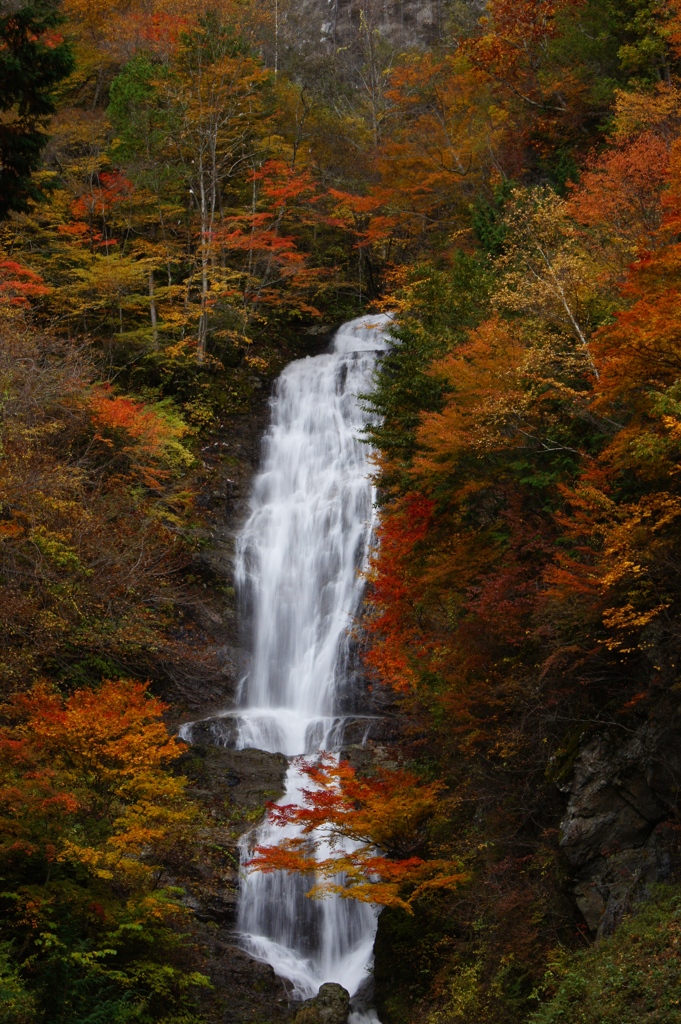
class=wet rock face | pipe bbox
[560,711,681,936]
[184,709,404,763]
[204,943,294,1023]
[169,745,294,1022]
[183,714,240,749]
[174,745,289,929]
[292,983,350,1024]
[181,744,290,814]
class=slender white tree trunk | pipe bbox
[149,270,158,349]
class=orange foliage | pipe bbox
[546,135,681,664]
[593,251,681,401]
[460,0,586,107]
[568,131,670,251]
[355,52,502,252]
[319,0,595,271]
[248,753,464,913]
[364,494,435,693]
[0,260,50,305]
[217,160,328,315]
[62,171,134,250]
[64,0,196,60]
[88,386,191,487]
[589,133,681,401]
[414,316,527,472]
[0,679,194,881]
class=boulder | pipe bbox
[183,714,239,749]
[292,983,350,1024]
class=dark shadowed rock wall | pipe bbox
[559,707,681,938]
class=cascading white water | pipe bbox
[234,314,391,1020]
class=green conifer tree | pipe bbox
[0,0,74,218]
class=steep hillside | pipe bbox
[3,1,681,1023]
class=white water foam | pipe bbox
[234,315,392,1018]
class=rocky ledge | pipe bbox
[169,743,294,1022]
[560,705,681,937]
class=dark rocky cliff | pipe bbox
[559,708,681,938]
[174,743,294,1023]
[282,0,449,50]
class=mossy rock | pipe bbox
[292,983,350,1024]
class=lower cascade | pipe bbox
[234,315,390,1021]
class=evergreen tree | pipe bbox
[0,0,73,218]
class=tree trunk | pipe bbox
[149,270,158,349]
[197,150,209,364]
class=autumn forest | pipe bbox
[3,0,681,1021]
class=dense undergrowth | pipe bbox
[532,887,681,1024]
[0,680,207,1024]
[3,0,681,1021]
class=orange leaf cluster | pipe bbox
[249,754,463,913]
[0,679,194,881]
[0,260,50,306]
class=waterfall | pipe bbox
[234,315,391,1020]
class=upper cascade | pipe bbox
[233,313,391,756]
